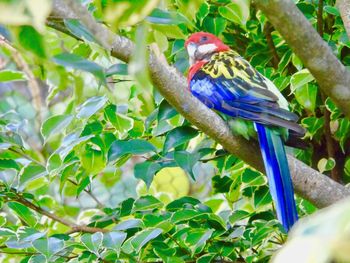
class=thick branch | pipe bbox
[337,0,350,40]
[253,0,350,119]
[50,0,350,208]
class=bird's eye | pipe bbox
[200,36,208,42]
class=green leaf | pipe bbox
[114,219,144,231]
[317,158,336,173]
[290,69,314,94]
[242,169,265,186]
[134,161,162,187]
[295,84,318,112]
[0,0,51,32]
[0,159,20,170]
[163,126,198,152]
[17,227,46,243]
[130,228,163,252]
[7,202,37,227]
[18,26,46,58]
[325,97,342,120]
[101,0,159,28]
[218,1,250,27]
[212,175,233,193]
[147,8,188,25]
[19,164,47,191]
[324,5,340,16]
[128,23,152,90]
[81,232,103,256]
[0,70,26,82]
[254,186,272,208]
[197,253,217,263]
[345,158,350,177]
[32,237,64,260]
[203,16,227,36]
[171,209,202,223]
[41,114,73,141]
[108,139,156,162]
[105,64,128,77]
[174,151,199,180]
[197,2,210,25]
[76,96,108,119]
[53,53,105,82]
[335,118,350,152]
[185,228,214,254]
[80,146,106,175]
[302,117,324,139]
[229,210,250,224]
[103,231,127,255]
[104,104,134,137]
[166,197,201,211]
[157,100,178,122]
[133,195,163,211]
[64,19,96,42]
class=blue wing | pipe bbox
[190,69,304,136]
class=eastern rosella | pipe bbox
[185,32,305,231]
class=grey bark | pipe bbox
[253,0,350,119]
[50,0,350,208]
[337,0,350,40]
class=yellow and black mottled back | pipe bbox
[201,50,269,90]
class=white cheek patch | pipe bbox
[197,43,217,54]
[187,43,197,57]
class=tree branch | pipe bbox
[11,190,108,233]
[337,0,350,40]
[50,0,350,208]
[0,35,44,124]
[253,0,350,119]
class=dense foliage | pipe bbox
[0,0,349,262]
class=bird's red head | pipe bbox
[185,32,229,66]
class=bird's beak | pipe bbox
[187,42,197,66]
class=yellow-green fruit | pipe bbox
[136,167,190,200]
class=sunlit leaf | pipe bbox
[53,53,105,83]
[0,70,26,82]
[134,161,162,187]
[163,126,198,152]
[108,139,157,162]
[41,114,73,141]
[218,1,250,27]
[76,96,108,119]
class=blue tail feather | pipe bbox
[255,123,298,231]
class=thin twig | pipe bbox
[67,179,103,208]
[10,190,108,233]
[0,35,44,124]
[263,22,280,69]
[317,0,341,182]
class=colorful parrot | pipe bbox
[185,32,305,232]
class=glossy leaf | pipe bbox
[7,202,37,227]
[64,19,96,42]
[203,16,227,36]
[76,96,108,119]
[32,237,64,260]
[134,161,162,187]
[218,1,250,27]
[163,126,198,152]
[0,70,25,82]
[108,139,156,162]
[81,232,103,256]
[41,114,73,141]
[53,53,105,82]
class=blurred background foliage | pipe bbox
[0,0,349,262]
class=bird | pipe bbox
[185,32,305,232]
